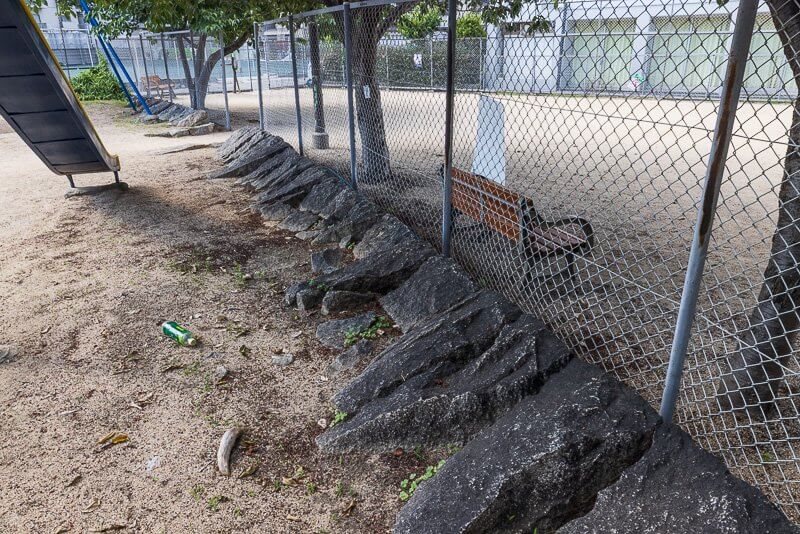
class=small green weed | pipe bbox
[206,494,227,511]
[330,410,348,427]
[306,481,318,495]
[398,460,445,502]
[343,316,393,347]
[189,484,205,501]
[308,278,330,292]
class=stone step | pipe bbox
[393,358,661,534]
[380,255,478,333]
[559,423,797,533]
[318,313,570,454]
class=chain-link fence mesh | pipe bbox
[258,0,800,521]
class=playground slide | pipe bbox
[0,0,120,181]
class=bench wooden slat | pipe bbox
[450,167,590,254]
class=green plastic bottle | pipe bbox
[162,321,197,346]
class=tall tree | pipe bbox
[717,0,800,417]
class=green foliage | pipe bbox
[456,12,486,38]
[330,410,348,427]
[70,58,125,101]
[343,316,393,347]
[397,4,443,39]
[398,460,446,502]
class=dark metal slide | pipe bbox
[0,0,120,185]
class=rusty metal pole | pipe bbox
[441,0,457,256]
[660,0,759,421]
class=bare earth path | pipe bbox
[0,102,414,533]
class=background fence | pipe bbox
[255,0,800,522]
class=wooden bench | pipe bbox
[449,167,594,283]
[141,75,176,99]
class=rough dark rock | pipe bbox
[243,151,314,193]
[174,109,208,127]
[278,210,319,232]
[258,202,294,222]
[209,135,288,179]
[328,291,520,417]
[380,256,478,332]
[296,230,321,241]
[560,424,797,534]
[284,281,309,307]
[311,248,344,275]
[296,288,324,311]
[157,104,185,122]
[217,126,260,162]
[300,180,344,215]
[236,148,295,188]
[319,313,571,453]
[223,128,269,164]
[321,290,376,315]
[325,340,374,377]
[315,312,377,350]
[319,187,358,220]
[316,240,435,295]
[255,167,335,207]
[352,214,417,259]
[393,358,661,534]
[312,199,384,246]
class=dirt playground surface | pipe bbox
[0,102,435,533]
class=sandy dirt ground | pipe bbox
[0,102,438,533]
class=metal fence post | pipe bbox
[288,15,304,156]
[219,32,231,131]
[659,0,759,421]
[254,22,265,131]
[430,36,434,89]
[343,3,357,190]
[160,34,173,102]
[139,34,151,98]
[441,0,457,256]
[126,37,139,86]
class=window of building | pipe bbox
[563,18,637,92]
[648,15,730,95]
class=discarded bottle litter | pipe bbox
[162,321,197,346]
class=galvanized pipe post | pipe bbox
[139,34,151,98]
[288,15,304,155]
[220,32,231,131]
[160,34,173,102]
[126,38,139,86]
[254,22,265,131]
[659,0,759,421]
[441,0,457,256]
[343,3,357,190]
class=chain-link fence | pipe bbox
[41,29,99,80]
[258,0,800,521]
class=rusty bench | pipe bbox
[141,75,176,99]
[449,167,594,283]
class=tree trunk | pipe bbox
[351,8,392,184]
[185,32,250,110]
[718,0,800,416]
[309,22,326,133]
[176,36,196,108]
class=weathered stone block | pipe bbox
[380,256,478,332]
[321,290,376,315]
[315,240,435,295]
[560,424,797,534]
[311,248,344,275]
[316,312,377,350]
[318,313,570,453]
[393,358,661,534]
[352,214,417,260]
[329,291,520,417]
